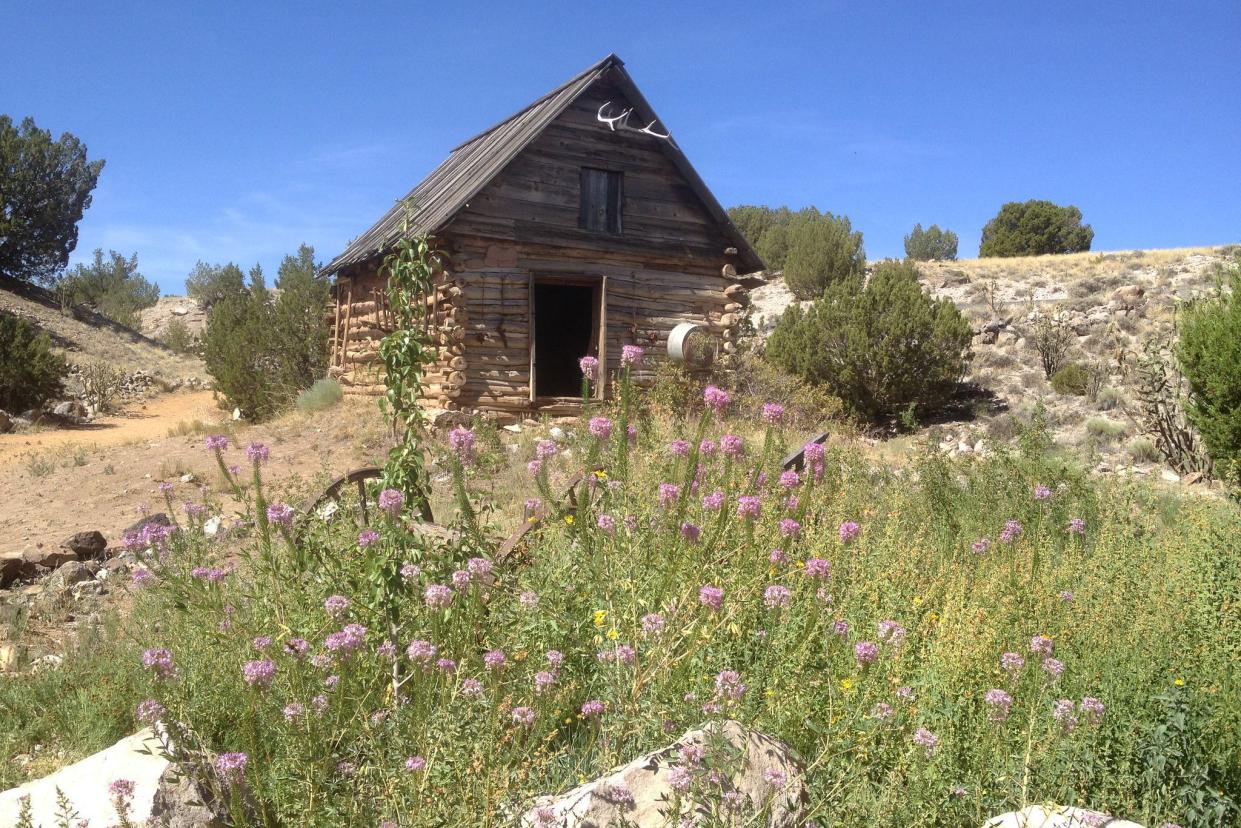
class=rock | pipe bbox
[520,720,807,827]
[22,547,78,571]
[45,560,92,594]
[0,643,21,671]
[1111,285,1146,307]
[503,424,523,433]
[549,426,566,441]
[149,764,227,827]
[1,553,34,588]
[0,410,12,433]
[1183,471,1205,485]
[0,729,172,826]
[180,472,196,483]
[1160,469,1180,483]
[30,654,64,672]
[62,530,107,560]
[52,400,88,421]
[957,441,973,454]
[202,515,223,537]
[123,512,173,537]
[983,805,1145,827]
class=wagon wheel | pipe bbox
[497,469,593,561]
[300,466,434,536]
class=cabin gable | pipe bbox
[446,77,734,264]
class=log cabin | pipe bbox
[323,53,764,417]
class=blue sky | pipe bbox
[4,1,1239,293]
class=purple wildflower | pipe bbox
[546,650,565,668]
[214,752,248,787]
[715,670,747,699]
[1001,652,1025,673]
[1068,517,1086,535]
[266,502,295,526]
[762,768,787,789]
[703,385,730,414]
[589,416,614,439]
[324,595,349,618]
[641,613,665,634]
[877,620,907,646]
[284,638,310,658]
[448,426,475,462]
[871,702,895,720]
[400,562,421,581]
[698,584,724,611]
[377,488,402,516]
[1042,657,1066,678]
[406,640,437,664]
[142,648,176,680]
[405,756,427,772]
[737,495,761,519]
[1030,634,1054,655]
[702,490,725,511]
[1059,590,1074,602]
[460,678,484,697]
[779,470,801,490]
[971,537,991,555]
[805,558,831,579]
[658,482,681,507]
[579,355,599,381]
[131,568,155,587]
[597,513,616,534]
[912,727,939,755]
[204,435,229,452]
[1079,696,1105,725]
[764,584,792,609]
[580,699,604,717]
[838,521,860,542]
[245,442,269,463]
[620,344,645,366]
[511,706,535,726]
[135,699,165,723]
[854,641,879,664]
[1053,698,1078,731]
[833,619,850,637]
[282,702,304,722]
[323,623,367,656]
[999,519,1023,543]
[699,438,717,456]
[985,688,1014,721]
[779,517,801,537]
[762,402,785,424]
[1034,484,1052,501]
[483,649,507,670]
[424,584,454,609]
[680,522,701,543]
[357,529,380,547]
[720,434,744,457]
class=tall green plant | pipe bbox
[378,221,438,505]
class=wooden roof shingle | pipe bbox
[324,54,763,276]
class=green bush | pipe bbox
[1128,437,1161,463]
[783,211,865,299]
[1177,256,1241,490]
[1086,417,1127,441]
[57,248,158,328]
[186,260,246,309]
[1050,363,1090,396]
[980,200,1094,257]
[0,313,67,412]
[161,317,196,354]
[202,246,330,421]
[1031,317,1074,379]
[1097,387,1124,411]
[766,260,973,423]
[295,378,344,413]
[904,223,958,261]
[727,206,865,295]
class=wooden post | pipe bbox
[596,275,608,401]
[527,273,536,403]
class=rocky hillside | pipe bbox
[747,245,1238,483]
[0,277,207,422]
[1,276,206,382]
[137,294,207,340]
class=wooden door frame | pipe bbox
[528,274,608,403]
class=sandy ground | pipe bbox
[0,394,389,560]
[0,391,222,462]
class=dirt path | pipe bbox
[0,391,222,462]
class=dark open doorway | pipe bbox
[533,281,597,397]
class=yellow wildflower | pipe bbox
[606,628,619,640]
[593,469,608,481]
[840,677,854,692]
[593,610,608,627]
[564,514,575,525]
[1174,678,1185,686]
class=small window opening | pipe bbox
[579,168,622,234]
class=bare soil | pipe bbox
[0,395,390,561]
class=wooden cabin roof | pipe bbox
[323,54,764,276]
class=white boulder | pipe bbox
[983,805,1146,828]
[520,720,807,827]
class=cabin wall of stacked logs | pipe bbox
[326,243,748,413]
